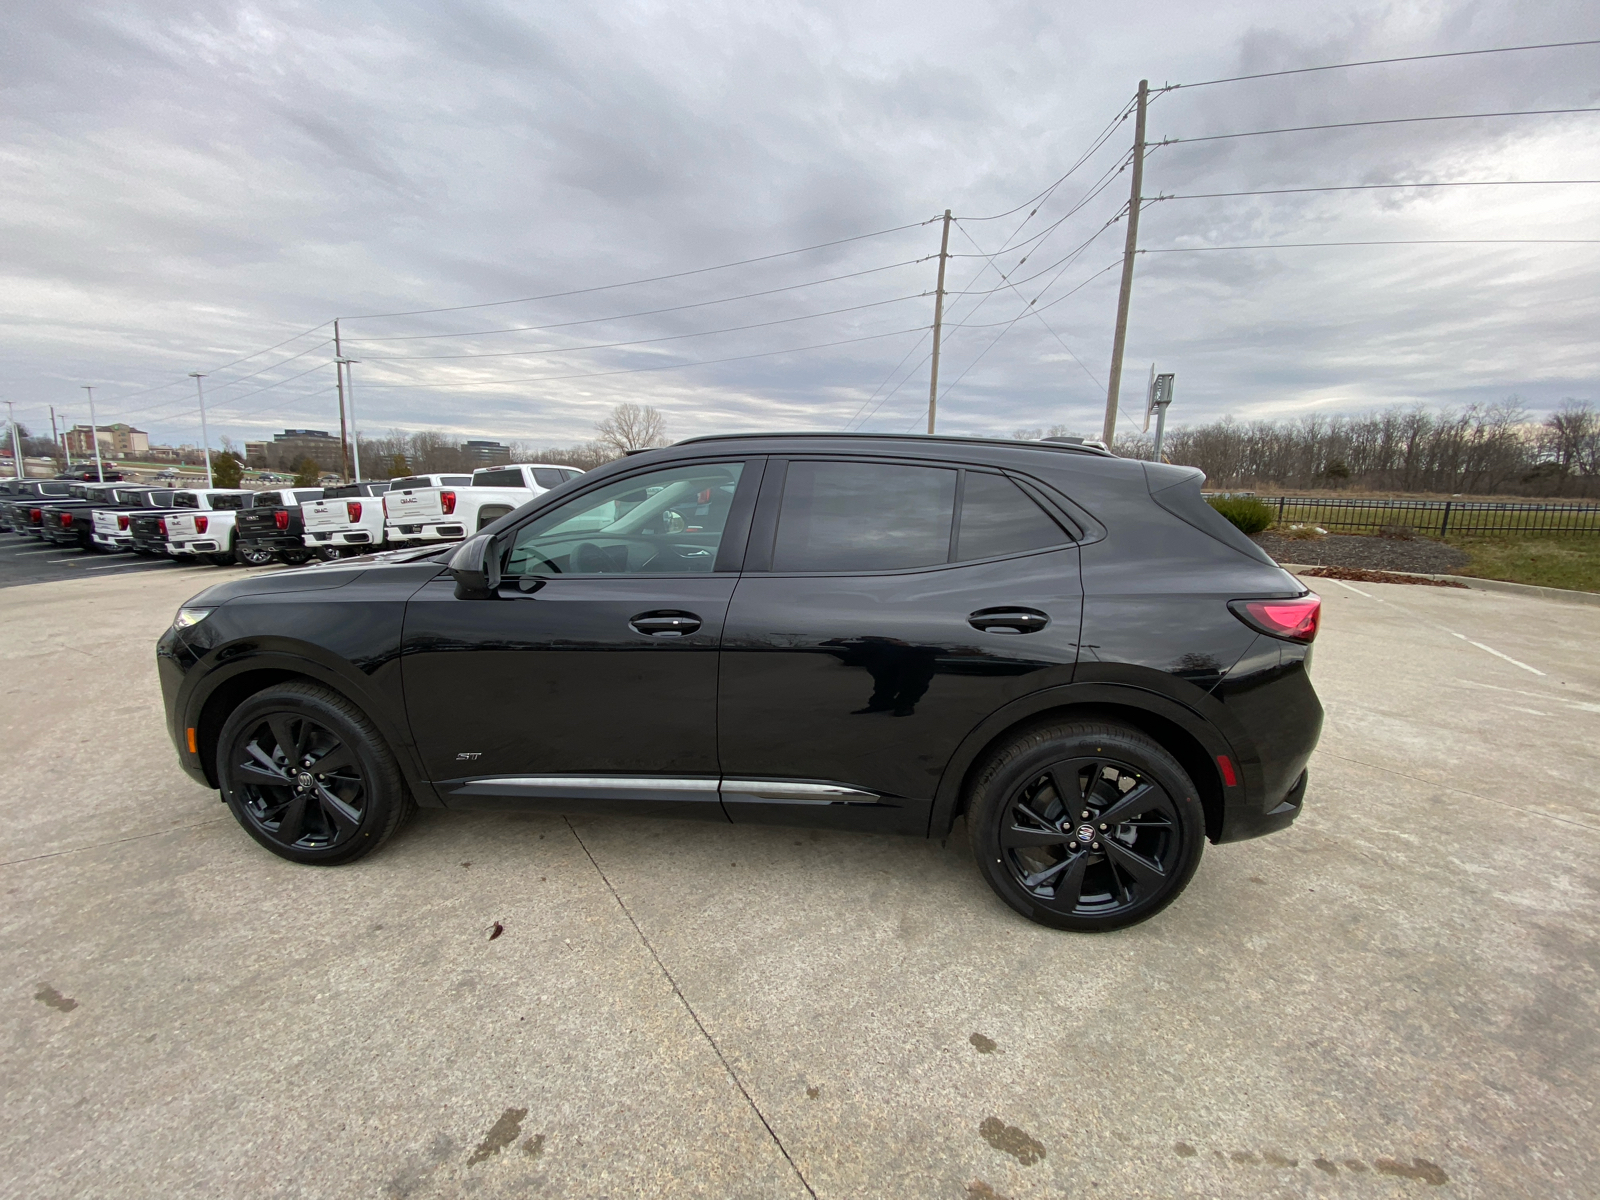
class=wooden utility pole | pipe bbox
[926,209,952,434]
[334,318,351,481]
[1102,79,1149,447]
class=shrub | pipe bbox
[1207,495,1275,535]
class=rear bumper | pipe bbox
[305,530,376,546]
[92,532,132,549]
[240,533,305,551]
[169,540,220,555]
[1213,642,1323,844]
[386,523,466,542]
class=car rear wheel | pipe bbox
[234,540,275,566]
[217,682,413,865]
[281,548,312,565]
[967,720,1205,932]
[317,544,345,561]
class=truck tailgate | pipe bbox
[303,500,351,532]
[387,489,445,522]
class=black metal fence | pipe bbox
[1250,496,1600,537]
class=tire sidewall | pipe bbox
[217,688,398,865]
[970,723,1206,932]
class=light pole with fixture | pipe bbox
[189,373,214,488]
[81,386,104,482]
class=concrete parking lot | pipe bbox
[2,565,1597,1198]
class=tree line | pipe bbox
[1101,400,1600,497]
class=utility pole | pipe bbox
[337,356,362,481]
[334,318,351,481]
[926,209,952,435]
[189,373,214,488]
[6,402,22,479]
[49,406,63,467]
[1102,79,1149,448]
[81,385,104,482]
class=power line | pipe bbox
[356,325,930,390]
[338,220,940,321]
[357,294,928,363]
[343,259,931,344]
[1163,38,1600,91]
[1150,180,1600,202]
[1160,107,1600,146]
[959,95,1140,222]
[1141,238,1600,252]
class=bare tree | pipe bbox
[595,403,668,454]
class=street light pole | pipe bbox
[189,373,214,488]
[81,386,104,482]
[6,401,22,479]
[336,357,362,481]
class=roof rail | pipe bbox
[667,431,1113,456]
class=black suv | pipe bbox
[158,434,1322,931]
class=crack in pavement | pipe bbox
[563,816,818,1200]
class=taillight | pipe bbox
[118,515,129,530]
[347,501,362,521]
[440,490,456,515]
[1229,594,1321,643]
[61,512,75,528]
[158,518,168,536]
[30,508,41,522]
[382,495,391,516]
[195,515,208,533]
[275,510,289,530]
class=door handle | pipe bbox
[629,611,702,638]
[968,607,1050,634]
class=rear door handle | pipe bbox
[630,611,702,637]
[968,607,1050,634]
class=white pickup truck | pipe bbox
[301,481,393,559]
[166,488,318,566]
[383,464,582,546]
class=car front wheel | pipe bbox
[216,682,413,865]
[967,720,1205,932]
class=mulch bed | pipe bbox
[1295,566,1467,588]
[1252,531,1470,574]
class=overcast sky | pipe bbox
[3,0,1597,453]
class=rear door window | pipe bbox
[771,460,957,573]
[531,469,566,489]
[474,468,525,488]
[954,472,1070,560]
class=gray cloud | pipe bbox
[0,0,1596,454]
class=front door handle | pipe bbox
[968,607,1050,634]
[630,611,702,638]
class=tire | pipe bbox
[234,539,276,567]
[281,549,312,565]
[208,552,235,566]
[966,720,1205,932]
[317,544,345,561]
[216,681,414,866]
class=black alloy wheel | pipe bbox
[217,682,411,864]
[969,721,1204,931]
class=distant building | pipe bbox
[64,423,149,458]
[461,440,512,467]
[251,429,345,472]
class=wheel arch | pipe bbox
[930,686,1232,843]
[188,656,440,807]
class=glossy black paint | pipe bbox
[160,434,1323,850]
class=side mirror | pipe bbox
[448,533,501,600]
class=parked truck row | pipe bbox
[0,463,581,568]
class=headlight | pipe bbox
[173,606,214,629]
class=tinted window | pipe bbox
[562,469,582,481]
[173,492,199,508]
[532,469,565,489]
[292,490,323,503]
[210,494,246,511]
[148,490,175,506]
[772,461,956,573]
[505,462,744,578]
[40,483,71,495]
[443,475,472,486]
[389,477,432,491]
[955,472,1069,560]
[473,468,524,488]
